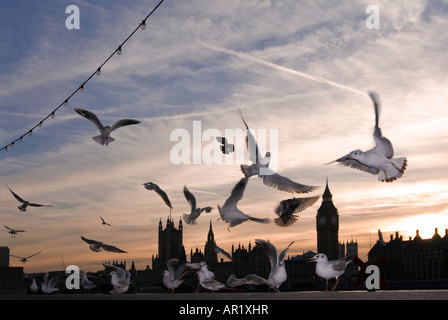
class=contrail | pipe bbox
[199,40,366,96]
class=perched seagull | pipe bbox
[217,177,270,230]
[237,108,317,194]
[7,186,52,212]
[29,278,38,293]
[213,244,234,261]
[81,236,127,253]
[103,263,131,294]
[330,92,407,182]
[216,136,234,154]
[182,185,213,225]
[377,229,387,246]
[163,259,200,293]
[226,273,266,288]
[80,270,97,292]
[143,182,173,210]
[308,253,353,291]
[4,225,26,237]
[197,268,226,292]
[100,216,112,227]
[9,250,41,264]
[41,273,61,294]
[255,239,295,292]
[74,108,140,145]
[273,196,320,227]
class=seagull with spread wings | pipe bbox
[81,236,127,253]
[74,108,140,145]
[329,92,407,182]
[273,196,320,227]
[217,177,270,230]
[237,108,317,194]
[4,225,26,237]
[182,185,213,225]
[9,250,42,264]
[7,186,53,212]
[255,239,295,292]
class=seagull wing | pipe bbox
[214,245,234,261]
[222,177,248,210]
[74,108,104,132]
[262,170,317,194]
[183,185,197,210]
[255,239,279,271]
[335,154,379,175]
[110,119,141,132]
[279,241,295,263]
[81,236,99,245]
[102,243,127,253]
[7,186,25,203]
[332,258,349,272]
[26,250,42,259]
[144,182,173,209]
[4,225,13,231]
[237,108,262,164]
[28,202,52,207]
[275,196,320,216]
[371,126,394,159]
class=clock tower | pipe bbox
[316,178,339,260]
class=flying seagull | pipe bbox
[4,225,26,237]
[7,186,52,212]
[226,273,266,288]
[81,236,127,253]
[273,196,320,227]
[143,182,173,209]
[216,136,234,154]
[74,108,140,145]
[255,239,295,292]
[217,177,270,230]
[329,92,407,182]
[100,216,112,227]
[237,108,317,194]
[9,250,42,264]
[308,253,353,291]
[182,185,213,225]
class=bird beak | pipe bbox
[307,258,316,263]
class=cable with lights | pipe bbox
[1,0,164,154]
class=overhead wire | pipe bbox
[1,0,165,154]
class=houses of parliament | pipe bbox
[139,180,359,283]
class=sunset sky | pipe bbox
[1,0,447,274]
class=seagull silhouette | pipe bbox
[81,236,127,253]
[7,186,52,212]
[273,196,320,227]
[143,182,173,209]
[74,108,140,145]
[216,136,234,154]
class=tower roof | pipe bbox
[322,177,332,201]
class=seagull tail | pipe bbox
[182,213,197,225]
[92,135,115,145]
[379,157,407,182]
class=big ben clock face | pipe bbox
[318,217,326,225]
[331,217,338,225]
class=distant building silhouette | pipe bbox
[151,217,186,277]
[369,229,448,280]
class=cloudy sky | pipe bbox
[1,0,447,274]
